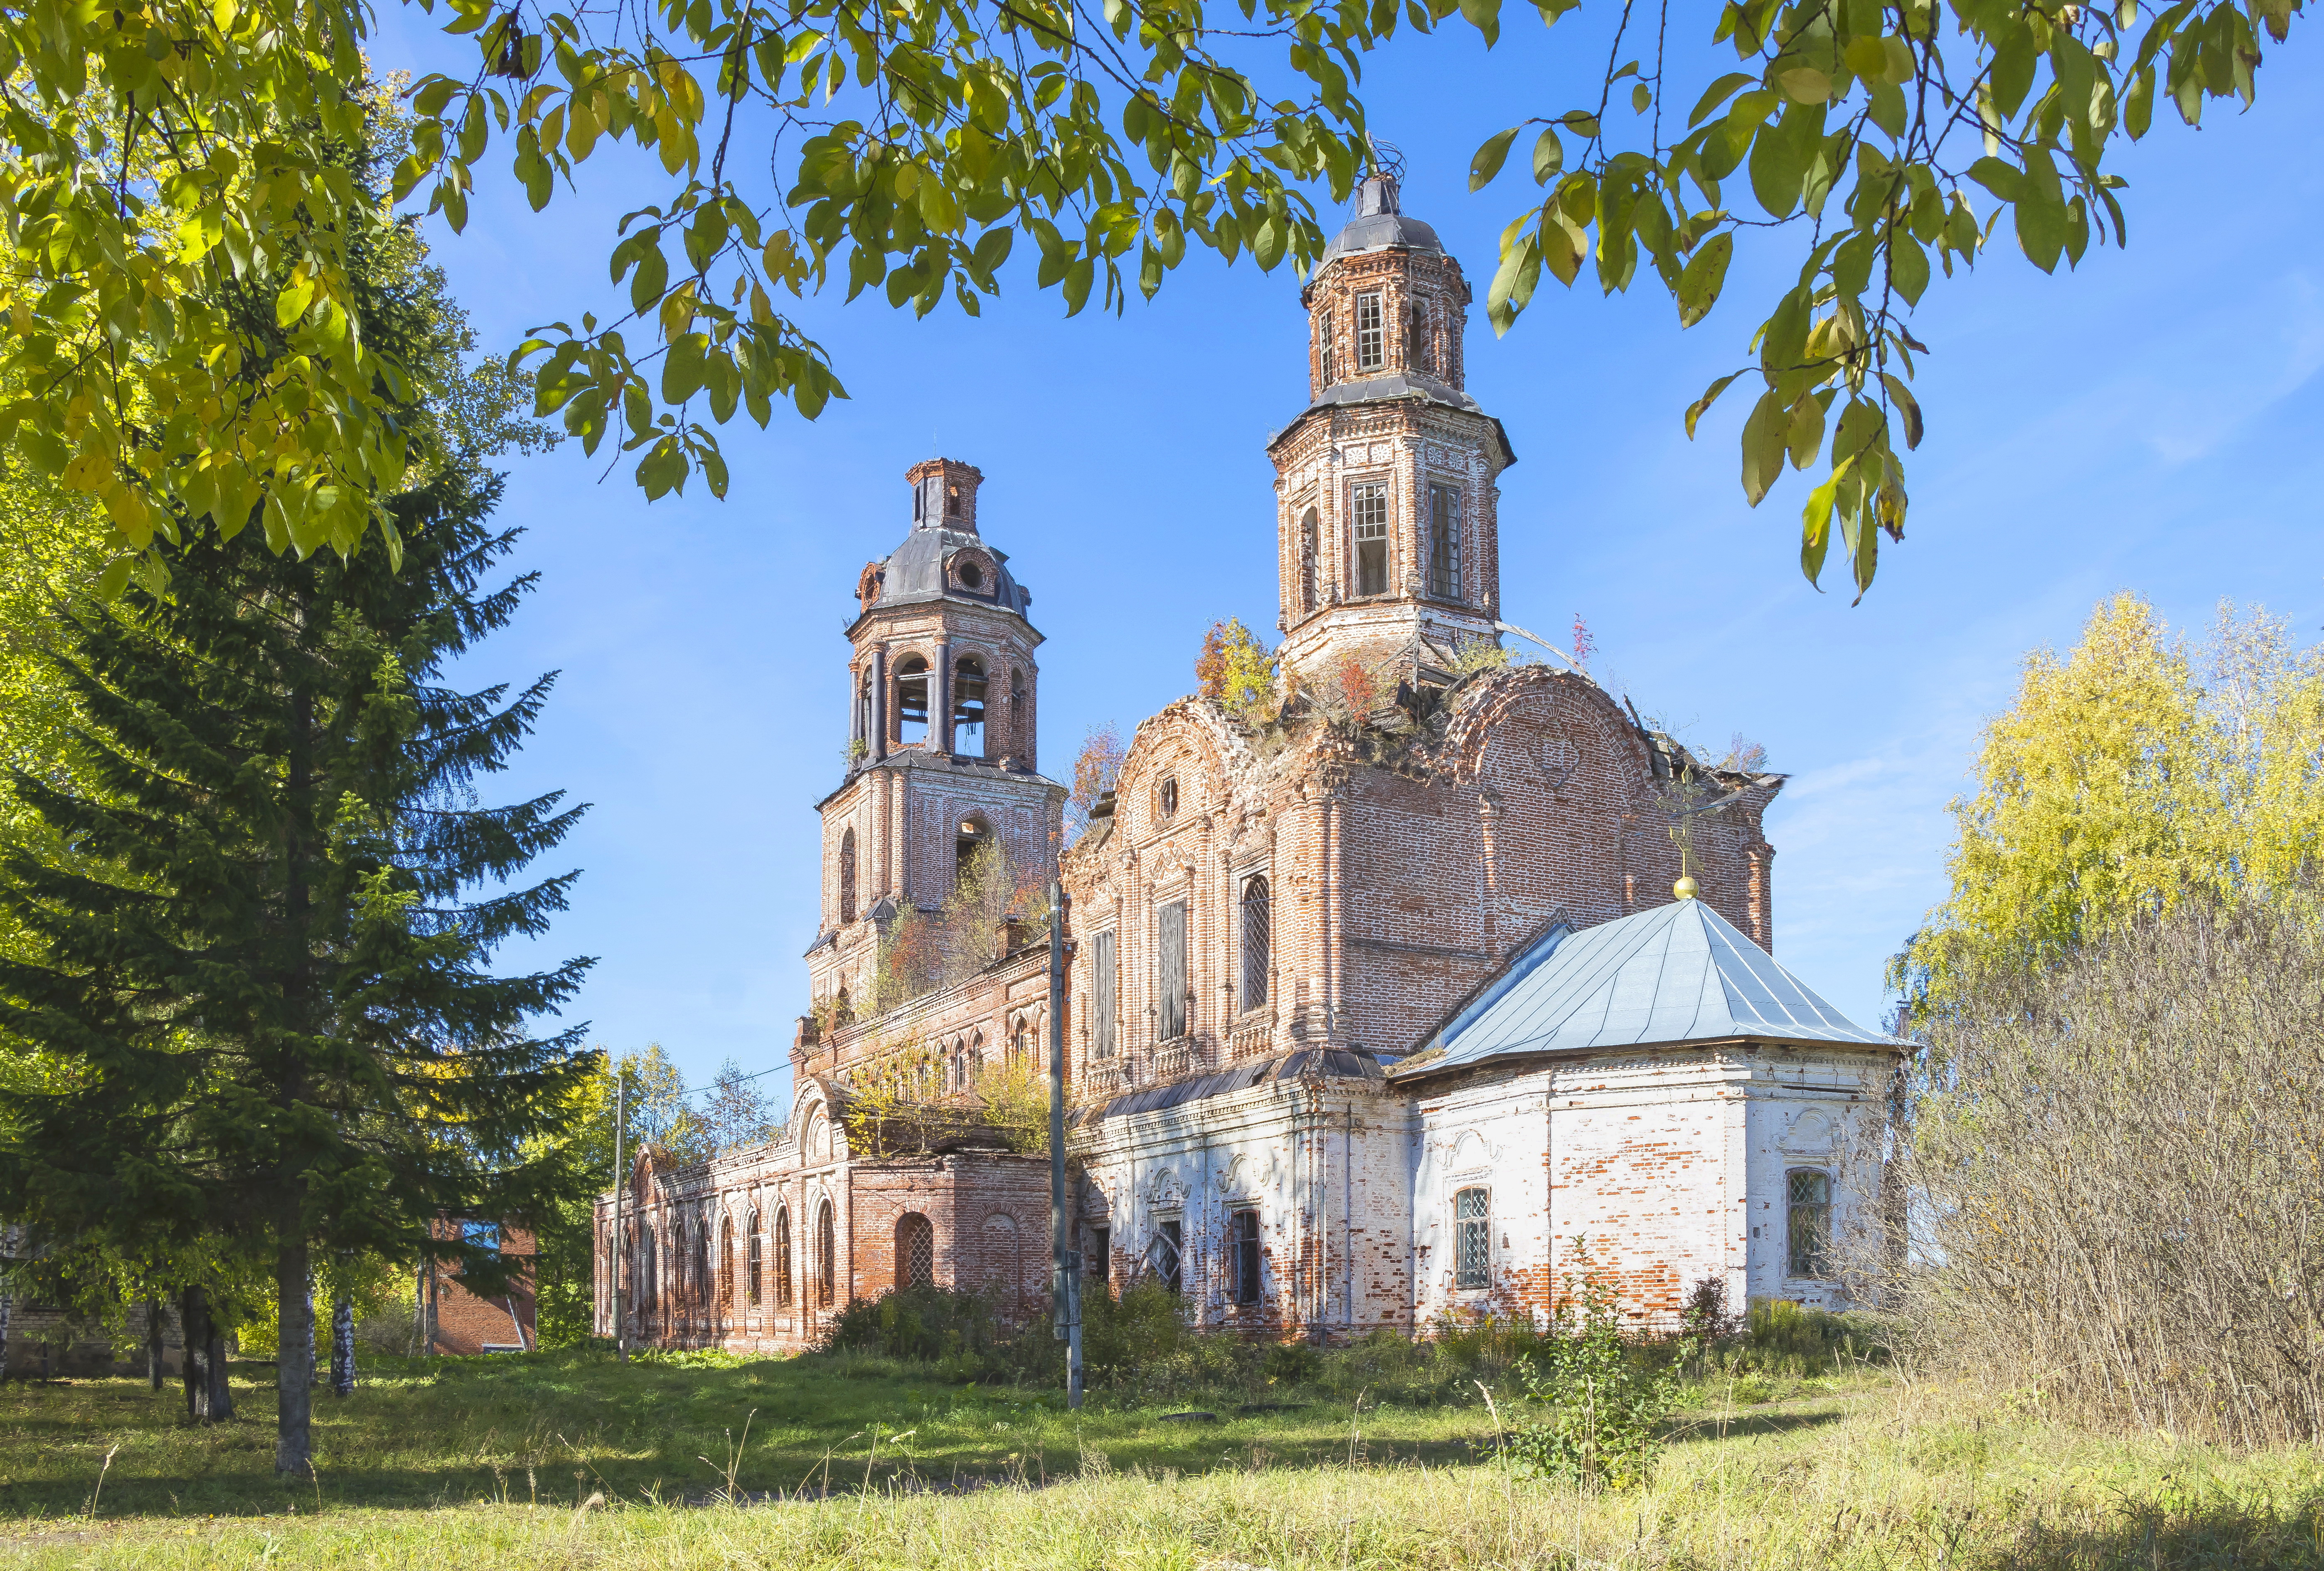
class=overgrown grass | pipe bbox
[1,1324,2320,1569]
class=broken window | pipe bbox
[1318,307,1335,385]
[953,655,987,755]
[839,829,857,925]
[1787,1169,1832,1278]
[1152,1218,1184,1294]
[946,484,960,518]
[1300,509,1319,613]
[747,1207,763,1307]
[775,1207,793,1308]
[1409,299,1433,375]
[1454,1187,1490,1290]
[1157,900,1187,1039]
[1230,1208,1261,1305]
[1092,930,1118,1059]
[1427,483,1462,600]
[1090,1226,1110,1291]
[897,1212,936,1290]
[1355,291,1384,372]
[1352,483,1389,596]
[955,814,990,891]
[1241,875,1270,1011]
[816,1200,836,1307]
[895,655,930,745]
[1157,776,1178,819]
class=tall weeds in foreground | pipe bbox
[1886,892,2324,1445]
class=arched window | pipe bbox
[1454,1187,1491,1290]
[1009,668,1027,753]
[968,1031,983,1083]
[1786,1169,1833,1278]
[896,1212,936,1290]
[774,1206,793,1308]
[816,1200,836,1307]
[856,668,873,748]
[672,1218,687,1304]
[747,1207,763,1307]
[638,1223,656,1310]
[953,655,987,755]
[1300,509,1319,613]
[838,829,858,925]
[1409,298,1434,375]
[983,1212,1021,1295]
[955,814,991,891]
[1241,875,1271,1011]
[1352,482,1389,596]
[694,1218,710,1309]
[720,1213,734,1307]
[1317,307,1335,386]
[945,483,960,519]
[895,655,930,745]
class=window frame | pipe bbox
[1453,1187,1491,1292]
[1318,306,1335,385]
[1408,298,1432,375]
[1352,481,1390,597]
[747,1207,763,1307]
[1240,873,1270,1011]
[894,655,931,745]
[1092,929,1118,1060]
[774,1206,793,1308]
[951,653,988,755]
[1157,899,1188,1040]
[1785,1168,1834,1280]
[1426,482,1463,601]
[1354,291,1384,372]
[1230,1208,1262,1306]
[1299,508,1319,613]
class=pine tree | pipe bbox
[0,178,595,1472]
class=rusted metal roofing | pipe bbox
[1402,896,1900,1076]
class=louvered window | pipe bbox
[1093,929,1118,1059]
[1157,901,1187,1039]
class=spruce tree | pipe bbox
[0,197,594,1472]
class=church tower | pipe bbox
[1267,171,1517,687]
[805,459,1066,1017]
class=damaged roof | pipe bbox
[1401,895,1900,1077]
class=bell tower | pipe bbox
[1266,170,1517,687]
[803,459,1066,1020]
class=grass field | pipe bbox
[0,1347,2319,1569]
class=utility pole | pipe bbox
[612,1073,629,1363]
[1047,882,1082,1408]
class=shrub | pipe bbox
[1261,1340,1322,1386]
[817,1284,1017,1369]
[1502,1282,1687,1492]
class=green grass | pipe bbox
[0,1349,2320,1569]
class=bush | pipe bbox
[1502,1282,1687,1492]
[817,1283,1022,1372]
[1261,1340,1321,1385]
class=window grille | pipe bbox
[775,1208,793,1307]
[898,1213,936,1290]
[1409,300,1433,374]
[1352,483,1389,596]
[1241,875,1270,1010]
[747,1209,763,1307]
[1150,1219,1184,1294]
[1454,1188,1490,1290]
[1355,292,1384,371]
[816,1201,836,1307]
[1427,483,1462,600]
[1786,1169,1832,1278]
[1319,308,1335,385]
[1157,901,1187,1039]
[1093,930,1118,1059]
[1230,1209,1261,1305]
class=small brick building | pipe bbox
[596,172,1900,1354]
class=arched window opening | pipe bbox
[895,655,930,745]
[720,1213,734,1307]
[1317,307,1335,385]
[1230,1208,1262,1305]
[955,814,991,892]
[1009,668,1027,752]
[983,1212,1022,1297]
[833,989,852,1026]
[914,479,926,522]
[1409,299,1434,375]
[638,1224,656,1310]
[1427,483,1462,601]
[968,1031,984,1083]
[1241,875,1271,1011]
[856,668,873,748]
[953,655,987,755]
[1299,509,1319,613]
[896,1212,936,1290]
[1011,1022,1029,1066]
[694,1218,710,1310]
[1786,1169,1833,1279]
[672,1218,687,1305]
[838,829,858,925]
[774,1206,793,1308]
[747,1207,763,1307]
[816,1200,836,1307]
[1352,482,1389,597]
[946,484,960,518]
[1454,1187,1491,1290]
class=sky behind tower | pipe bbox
[368,12,2324,1105]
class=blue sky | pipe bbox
[369,12,2324,1107]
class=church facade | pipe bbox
[593,175,1899,1353]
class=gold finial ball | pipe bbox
[1674,876,1700,900]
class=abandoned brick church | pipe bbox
[593,173,1900,1352]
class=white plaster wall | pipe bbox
[1410,1069,1552,1327]
[1740,1046,1892,1311]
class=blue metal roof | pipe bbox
[1403,897,1900,1075]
